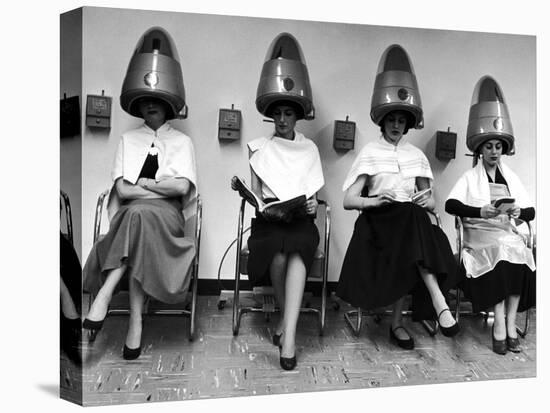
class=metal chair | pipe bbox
[60,190,73,245]
[230,198,331,336]
[89,190,202,341]
[343,210,445,337]
[453,215,534,337]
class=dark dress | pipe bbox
[337,195,458,321]
[247,201,319,286]
[445,168,536,312]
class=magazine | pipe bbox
[231,176,307,222]
[387,187,432,203]
[493,197,516,213]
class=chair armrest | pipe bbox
[60,190,73,246]
[93,190,110,243]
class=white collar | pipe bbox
[141,122,171,135]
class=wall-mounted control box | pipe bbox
[333,117,356,150]
[435,130,457,160]
[86,93,112,128]
[218,108,242,140]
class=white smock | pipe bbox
[446,160,535,278]
[248,132,324,200]
[342,137,433,200]
[108,122,198,218]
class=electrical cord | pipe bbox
[216,226,251,292]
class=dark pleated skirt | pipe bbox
[60,233,82,313]
[336,202,459,321]
[461,261,535,313]
[247,213,320,286]
[83,198,196,304]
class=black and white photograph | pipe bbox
[5,0,549,412]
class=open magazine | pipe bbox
[231,176,307,222]
[386,187,432,203]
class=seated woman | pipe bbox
[445,76,535,355]
[82,27,197,360]
[337,44,459,350]
[238,33,324,371]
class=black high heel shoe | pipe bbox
[506,335,521,353]
[61,314,81,333]
[279,347,297,370]
[492,326,507,355]
[123,344,142,360]
[437,308,460,337]
[83,317,105,341]
[60,314,82,364]
[123,319,144,360]
[389,325,414,350]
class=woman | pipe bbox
[445,76,535,355]
[82,27,197,360]
[239,33,324,370]
[337,45,459,350]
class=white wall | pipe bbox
[79,7,536,281]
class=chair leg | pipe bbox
[344,307,362,336]
[319,288,327,336]
[421,320,438,336]
[232,270,242,336]
[455,288,461,323]
[189,275,198,342]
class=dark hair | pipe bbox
[475,137,509,156]
[379,110,416,135]
[266,100,304,120]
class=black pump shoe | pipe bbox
[389,325,414,350]
[279,347,297,370]
[506,336,521,353]
[492,326,507,355]
[83,318,105,341]
[123,344,142,360]
[437,308,460,337]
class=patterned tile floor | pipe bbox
[60,295,536,406]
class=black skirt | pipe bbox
[460,261,535,313]
[247,213,320,286]
[336,202,459,321]
[60,233,82,313]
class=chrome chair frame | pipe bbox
[453,215,533,337]
[232,198,331,336]
[91,190,202,341]
[60,190,74,245]
[343,210,444,337]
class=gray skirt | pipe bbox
[83,198,195,304]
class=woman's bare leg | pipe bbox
[280,253,307,358]
[418,266,456,328]
[493,300,506,340]
[61,278,79,319]
[391,297,410,340]
[86,265,127,321]
[270,252,288,335]
[126,276,146,349]
[505,295,521,338]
